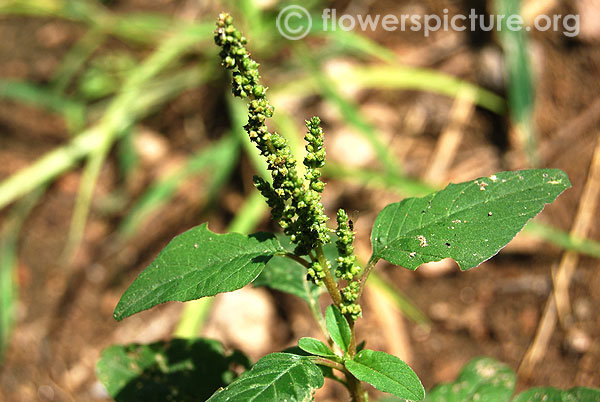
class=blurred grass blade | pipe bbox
[62,131,115,261]
[232,0,264,44]
[335,65,506,115]
[525,222,600,259]
[51,28,105,94]
[61,20,214,257]
[319,29,396,63]
[496,0,538,166]
[0,0,172,45]
[271,65,506,115]
[0,0,102,22]
[324,162,434,198]
[0,79,86,132]
[295,46,403,175]
[110,12,172,44]
[172,298,214,340]
[0,67,210,211]
[367,272,431,326]
[0,188,45,361]
[119,134,240,238]
[117,127,138,180]
[0,22,213,211]
[228,96,269,178]
[271,110,307,178]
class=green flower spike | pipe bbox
[335,209,362,320]
[214,14,329,257]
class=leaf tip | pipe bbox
[113,307,124,321]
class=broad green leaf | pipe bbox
[96,338,249,402]
[345,349,424,401]
[114,223,284,320]
[253,256,321,303]
[326,305,352,353]
[371,169,570,270]
[424,357,515,402]
[298,337,338,359]
[207,353,324,402]
[253,236,335,303]
[512,386,600,402]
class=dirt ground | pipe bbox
[1,1,599,401]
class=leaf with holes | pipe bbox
[207,353,324,401]
[424,357,515,402]
[371,169,570,270]
[114,223,284,320]
[345,349,424,401]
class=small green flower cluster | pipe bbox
[306,261,327,286]
[335,209,362,319]
[335,209,360,280]
[214,14,329,256]
[341,282,361,320]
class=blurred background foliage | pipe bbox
[0,0,599,400]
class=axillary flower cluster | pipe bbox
[215,13,362,320]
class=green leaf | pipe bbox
[253,255,321,303]
[253,237,338,302]
[207,353,324,402]
[371,169,570,271]
[96,338,249,402]
[114,223,284,320]
[252,235,338,304]
[512,386,600,402]
[326,305,352,353]
[345,349,424,401]
[298,337,338,359]
[424,357,515,402]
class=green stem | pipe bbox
[347,373,367,402]
[356,256,379,301]
[348,323,358,358]
[312,247,367,402]
[316,244,342,307]
[309,356,346,372]
[284,253,310,269]
[343,258,380,401]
